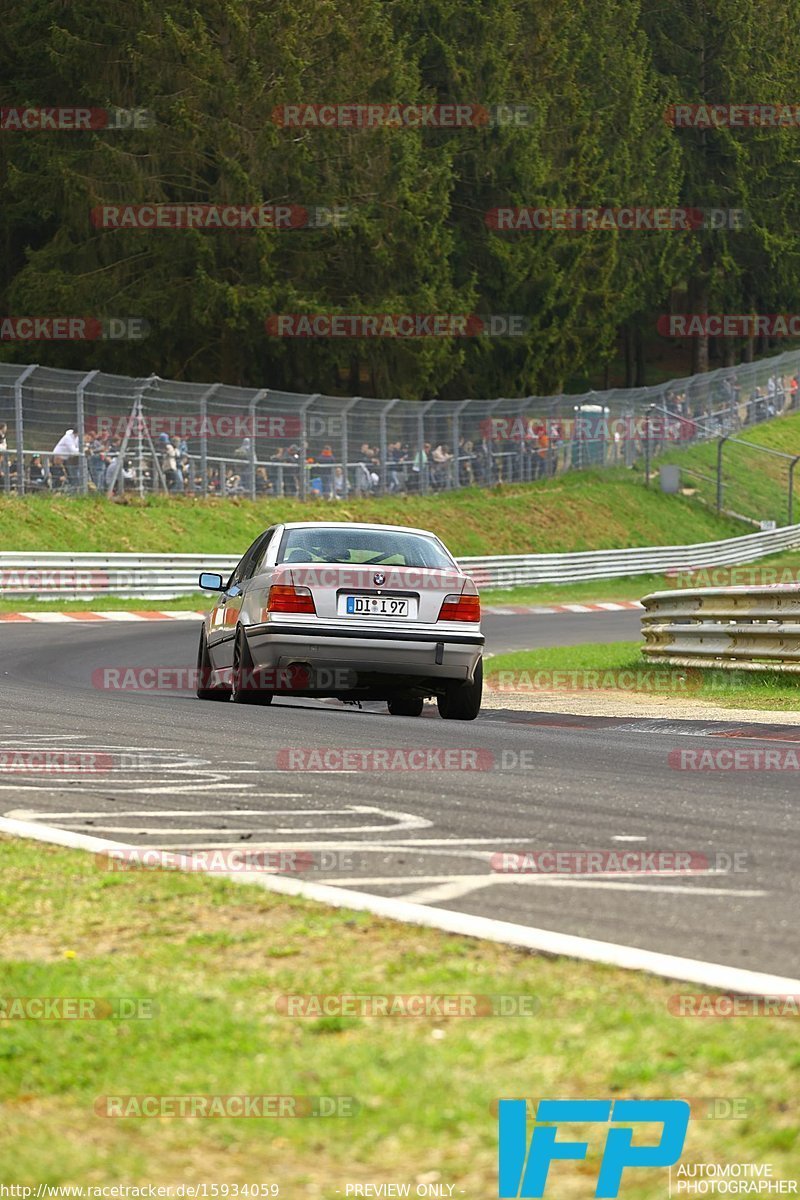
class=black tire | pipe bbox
[437,658,482,721]
[196,627,230,701]
[231,627,273,705]
[387,694,424,717]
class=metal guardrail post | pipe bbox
[379,398,399,493]
[789,455,800,526]
[484,398,504,485]
[418,399,437,494]
[643,406,653,487]
[299,394,319,501]
[716,435,729,513]
[76,369,99,495]
[249,389,268,501]
[341,397,360,498]
[452,399,470,488]
[14,364,37,496]
[198,383,221,499]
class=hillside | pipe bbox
[0,470,746,556]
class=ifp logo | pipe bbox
[498,1099,690,1197]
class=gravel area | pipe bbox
[482,684,800,724]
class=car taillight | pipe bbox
[267,584,316,614]
[438,593,480,622]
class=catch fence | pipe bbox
[1,352,798,501]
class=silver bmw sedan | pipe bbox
[197,521,484,719]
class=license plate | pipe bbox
[344,595,410,617]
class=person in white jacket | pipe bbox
[52,428,79,456]
[52,428,80,488]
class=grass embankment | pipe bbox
[0,472,750,610]
[0,469,746,556]
[486,642,800,712]
[660,408,800,526]
[0,837,797,1192]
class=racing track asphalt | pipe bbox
[0,610,798,981]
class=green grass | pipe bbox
[486,642,800,711]
[660,408,800,526]
[0,836,797,1193]
[0,471,747,558]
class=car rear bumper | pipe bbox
[246,621,484,682]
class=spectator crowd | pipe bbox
[1,368,798,498]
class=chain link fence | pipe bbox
[1,353,798,503]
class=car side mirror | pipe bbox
[199,572,224,591]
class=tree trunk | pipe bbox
[623,324,634,387]
[688,275,709,374]
[634,325,646,386]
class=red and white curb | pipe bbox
[0,610,206,623]
[483,600,643,615]
[0,602,643,622]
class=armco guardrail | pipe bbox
[0,554,236,600]
[641,585,800,672]
[3,521,800,598]
[461,522,800,588]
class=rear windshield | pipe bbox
[277,527,454,569]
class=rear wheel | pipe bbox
[196,627,229,701]
[231,627,273,705]
[437,658,482,721]
[387,694,424,717]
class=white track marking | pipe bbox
[310,870,756,887]
[400,878,499,904]
[6,806,317,818]
[398,876,765,905]
[0,814,795,997]
[3,804,432,836]
[76,836,522,850]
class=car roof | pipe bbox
[279,521,441,538]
